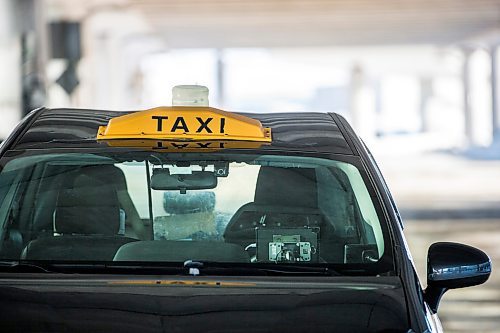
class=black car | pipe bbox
[0,87,491,332]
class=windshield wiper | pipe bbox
[184,261,338,276]
[0,260,53,273]
[251,265,336,276]
[53,261,335,276]
[0,261,186,275]
[0,260,338,276]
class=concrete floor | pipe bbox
[374,144,500,333]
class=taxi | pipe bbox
[0,85,491,332]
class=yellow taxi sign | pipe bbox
[96,107,271,142]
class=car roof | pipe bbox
[12,108,355,155]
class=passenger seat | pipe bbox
[21,166,136,261]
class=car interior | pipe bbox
[0,159,379,265]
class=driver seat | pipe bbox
[224,167,335,249]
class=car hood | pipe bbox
[0,274,409,333]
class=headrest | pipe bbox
[163,191,216,214]
[254,167,318,208]
[54,166,120,235]
[81,164,128,190]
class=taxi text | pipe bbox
[151,116,226,134]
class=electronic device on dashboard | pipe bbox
[256,227,319,263]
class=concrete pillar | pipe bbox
[0,0,22,139]
[349,64,364,130]
[34,1,48,87]
[215,49,225,108]
[16,0,47,115]
[94,33,112,108]
[491,45,500,142]
[462,47,474,145]
[373,78,383,137]
[419,77,433,133]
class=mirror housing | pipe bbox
[424,242,491,313]
[151,169,217,191]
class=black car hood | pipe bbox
[0,275,409,333]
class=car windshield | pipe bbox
[0,150,392,273]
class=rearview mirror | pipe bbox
[151,169,217,191]
[424,242,491,313]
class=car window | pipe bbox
[0,151,391,273]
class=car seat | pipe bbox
[21,166,137,261]
[224,166,345,261]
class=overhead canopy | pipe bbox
[127,0,500,47]
[47,0,500,47]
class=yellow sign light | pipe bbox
[96,106,271,143]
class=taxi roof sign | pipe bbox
[96,106,272,143]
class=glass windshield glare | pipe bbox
[0,151,388,269]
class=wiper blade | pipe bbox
[0,260,338,276]
[0,261,186,275]
[0,260,53,273]
[253,266,336,276]
[74,262,335,276]
[37,262,186,275]
[253,265,335,276]
[194,262,338,276]
[0,260,194,275]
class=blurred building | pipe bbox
[0,0,499,149]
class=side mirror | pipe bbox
[424,242,491,313]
